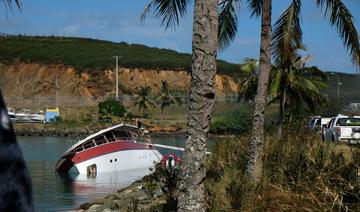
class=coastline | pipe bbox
[13,123,235,138]
[77,177,166,212]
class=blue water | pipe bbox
[18,135,214,211]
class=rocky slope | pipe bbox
[0,63,239,100]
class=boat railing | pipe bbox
[69,135,147,154]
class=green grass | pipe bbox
[0,35,241,76]
[206,126,360,211]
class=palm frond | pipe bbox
[247,0,262,17]
[141,0,190,29]
[269,70,281,97]
[218,0,241,51]
[1,0,21,8]
[295,66,328,81]
[1,0,21,12]
[272,0,302,68]
[316,0,360,67]
[241,58,259,73]
[140,0,155,21]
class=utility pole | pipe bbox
[112,56,121,101]
[55,74,58,107]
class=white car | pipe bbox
[323,115,360,144]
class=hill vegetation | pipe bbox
[0,35,240,75]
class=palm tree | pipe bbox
[142,0,218,210]
[133,85,155,117]
[271,55,328,138]
[246,0,360,182]
[157,80,176,113]
[246,0,272,182]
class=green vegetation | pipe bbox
[98,99,126,120]
[210,105,253,134]
[0,35,240,75]
[156,81,177,113]
[132,85,155,117]
[206,128,360,211]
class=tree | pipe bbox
[156,80,176,113]
[271,56,328,137]
[98,99,126,120]
[133,85,155,117]
[246,0,360,182]
[240,55,328,135]
[246,0,272,182]
[142,0,218,210]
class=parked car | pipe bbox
[307,116,321,130]
[322,115,360,144]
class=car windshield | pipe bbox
[336,118,360,126]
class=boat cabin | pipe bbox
[66,124,147,155]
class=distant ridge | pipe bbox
[0,32,11,37]
[0,35,241,76]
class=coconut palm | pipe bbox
[156,80,176,113]
[246,0,360,182]
[240,56,328,134]
[271,56,328,137]
[245,0,273,182]
[133,85,155,117]
[142,0,218,210]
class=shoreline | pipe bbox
[13,123,235,138]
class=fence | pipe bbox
[4,94,241,109]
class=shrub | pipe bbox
[98,99,126,120]
[210,106,253,134]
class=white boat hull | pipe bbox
[74,148,162,174]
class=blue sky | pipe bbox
[0,0,359,73]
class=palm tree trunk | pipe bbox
[177,0,218,211]
[277,85,286,139]
[247,0,272,182]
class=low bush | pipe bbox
[98,99,126,120]
[210,106,253,134]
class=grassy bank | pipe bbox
[81,126,360,211]
[206,128,360,211]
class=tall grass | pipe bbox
[206,126,360,211]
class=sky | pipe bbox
[0,0,359,73]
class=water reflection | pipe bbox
[17,135,216,211]
[28,160,152,211]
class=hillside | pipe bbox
[0,35,241,76]
[0,63,239,103]
[323,72,360,103]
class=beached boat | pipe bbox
[55,124,162,175]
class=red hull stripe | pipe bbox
[71,141,153,164]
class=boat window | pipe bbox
[94,136,106,145]
[83,140,95,149]
[112,130,131,140]
[103,132,117,142]
[74,146,83,153]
